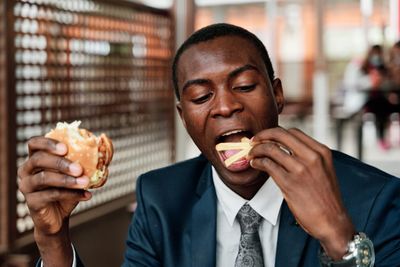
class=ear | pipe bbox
[272,78,285,114]
[176,102,187,129]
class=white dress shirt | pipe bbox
[212,167,284,267]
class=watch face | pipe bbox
[355,237,375,267]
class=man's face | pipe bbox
[176,35,284,191]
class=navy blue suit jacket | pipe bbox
[39,150,400,266]
[120,150,400,266]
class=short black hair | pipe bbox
[172,23,275,100]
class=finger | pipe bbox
[19,171,90,193]
[250,156,288,189]
[253,127,315,160]
[286,128,336,177]
[23,151,82,177]
[249,141,299,172]
[28,136,67,157]
[26,189,92,212]
[288,128,333,165]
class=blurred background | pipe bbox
[0,0,399,266]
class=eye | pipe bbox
[191,92,213,104]
[234,84,256,92]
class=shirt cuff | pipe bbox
[40,244,76,267]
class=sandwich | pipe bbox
[45,121,114,189]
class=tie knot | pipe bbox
[236,203,263,234]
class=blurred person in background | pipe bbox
[341,44,386,115]
[388,41,400,114]
[362,45,392,150]
[18,24,400,267]
[343,44,392,150]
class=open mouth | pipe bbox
[216,129,253,170]
[216,129,253,144]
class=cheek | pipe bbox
[250,97,279,125]
[182,108,206,134]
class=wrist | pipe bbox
[34,224,73,267]
[319,215,355,260]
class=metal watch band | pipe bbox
[319,232,375,267]
[320,250,358,267]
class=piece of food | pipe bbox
[216,137,293,167]
[216,137,253,167]
[45,121,113,189]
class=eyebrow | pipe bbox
[181,78,210,95]
[228,64,260,80]
[181,64,260,95]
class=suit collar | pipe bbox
[195,159,214,196]
[275,201,310,267]
[191,162,217,267]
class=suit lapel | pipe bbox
[275,202,310,267]
[191,163,217,267]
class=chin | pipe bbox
[216,164,264,185]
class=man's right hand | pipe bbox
[17,136,91,267]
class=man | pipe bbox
[18,23,400,267]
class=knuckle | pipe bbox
[308,152,322,165]
[55,157,69,171]
[295,164,306,175]
[17,166,25,179]
[27,136,38,148]
[275,127,286,136]
[30,152,42,167]
[24,195,36,210]
[18,181,27,194]
[62,174,74,187]
[44,137,57,150]
[260,157,269,167]
[264,143,275,154]
[37,171,47,186]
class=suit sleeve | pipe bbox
[122,175,161,267]
[366,177,400,266]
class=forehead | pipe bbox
[177,36,265,85]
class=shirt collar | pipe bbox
[212,167,283,227]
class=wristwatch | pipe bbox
[319,232,375,267]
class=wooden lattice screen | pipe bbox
[0,0,175,253]
[0,0,8,254]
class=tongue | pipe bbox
[223,149,242,159]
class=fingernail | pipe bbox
[76,177,89,186]
[69,163,82,175]
[56,143,67,154]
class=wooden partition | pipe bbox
[0,0,175,264]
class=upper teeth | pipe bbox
[222,129,244,136]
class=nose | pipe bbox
[210,90,243,118]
